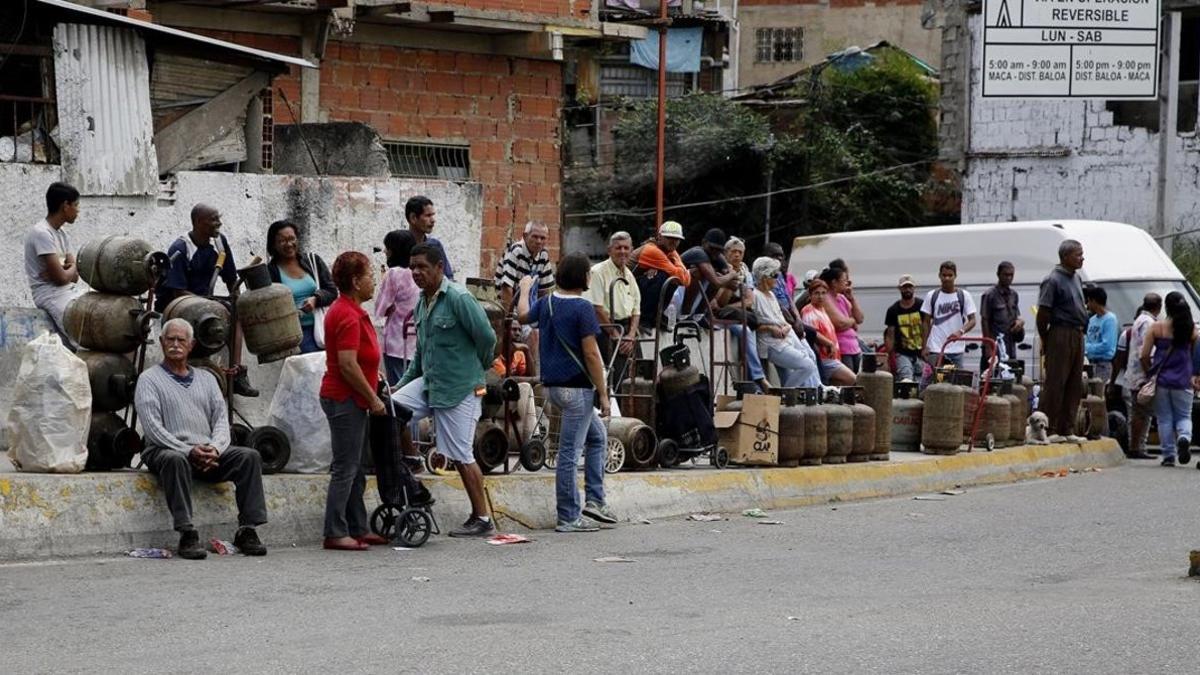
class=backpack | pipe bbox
[930,289,966,322]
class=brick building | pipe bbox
[132,0,643,275]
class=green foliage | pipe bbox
[1171,238,1200,290]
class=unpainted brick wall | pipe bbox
[201,32,563,277]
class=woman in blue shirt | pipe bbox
[518,252,615,533]
[265,220,338,354]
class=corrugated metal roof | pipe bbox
[36,0,315,70]
[53,23,158,196]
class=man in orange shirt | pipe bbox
[631,221,691,333]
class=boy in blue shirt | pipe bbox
[1084,286,1119,383]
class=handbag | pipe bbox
[1136,343,1173,406]
[309,252,328,348]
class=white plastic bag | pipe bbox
[5,332,91,473]
[267,353,331,473]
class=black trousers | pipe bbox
[142,446,268,532]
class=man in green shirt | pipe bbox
[393,243,498,537]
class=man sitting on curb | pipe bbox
[135,318,268,560]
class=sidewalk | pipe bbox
[0,440,1124,559]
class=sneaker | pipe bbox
[449,516,496,538]
[1162,457,1176,467]
[582,501,618,524]
[233,370,259,398]
[555,518,600,533]
[177,528,207,560]
[233,527,267,556]
[1178,437,1192,465]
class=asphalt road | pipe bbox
[4,461,1200,674]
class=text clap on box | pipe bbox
[714,394,781,466]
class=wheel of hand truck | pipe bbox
[657,438,680,468]
[394,508,433,548]
[519,439,547,472]
[605,438,626,474]
[544,446,558,470]
[425,449,451,475]
[370,503,405,540]
[712,446,730,469]
[231,422,252,447]
[248,425,291,474]
[984,433,996,452]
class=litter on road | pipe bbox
[742,508,768,518]
[941,489,966,496]
[688,513,724,522]
[594,556,635,563]
[758,520,785,525]
[128,548,172,559]
[209,539,239,555]
[410,576,432,582]
[913,495,947,501]
[486,534,532,545]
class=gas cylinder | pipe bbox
[472,420,509,474]
[979,392,1012,449]
[1009,382,1029,442]
[891,381,924,452]
[78,351,137,412]
[777,389,807,467]
[659,364,701,399]
[607,416,658,468]
[1084,394,1107,438]
[162,295,231,359]
[822,392,853,464]
[1086,367,1105,399]
[961,383,981,441]
[617,376,655,424]
[63,292,147,353]
[921,382,964,454]
[236,263,303,364]
[801,391,828,466]
[857,356,893,461]
[85,411,143,471]
[77,235,155,296]
[845,387,875,463]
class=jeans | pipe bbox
[1153,387,1193,460]
[142,445,268,532]
[299,324,321,354]
[320,397,369,539]
[728,325,765,382]
[383,355,409,387]
[840,353,863,374]
[766,336,821,389]
[547,386,606,523]
[894,353,922,382]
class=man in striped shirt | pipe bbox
[495,221,555,312]
[135,318,268,560]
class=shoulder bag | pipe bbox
[1136,342,1173,406]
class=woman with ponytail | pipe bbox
[1140,291,1199,467]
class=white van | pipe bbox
[787,220,1199,379]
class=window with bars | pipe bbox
[754,28,804,64]
[382,141,470,180]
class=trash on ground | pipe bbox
[688,513,724,522]
[640,519,653,525]
[940,489,966,496]
[787,616,801,621]
[1041,468,1070,478]
[759,520,785,525]
[392,546,414,552]
[709,529,722,534]
[486,534,532,545]
[913,495,946,501]
[128,548,172,559]
[742,508,768,518]
[410,576,432,582]
[209,539,239,555]
[593,556,635,563]
[1082,467,1101,473]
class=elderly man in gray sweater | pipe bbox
[135,318,268,560]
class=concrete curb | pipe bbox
[0,440,1124,559]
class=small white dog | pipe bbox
[1025,411,1050,445]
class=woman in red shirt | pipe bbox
[320,251,388,551]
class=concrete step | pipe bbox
[0,440,1124,560]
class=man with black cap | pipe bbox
[679,228,742,319]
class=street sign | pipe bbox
[982,0,1161,99]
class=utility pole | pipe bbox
[654,0,669,235]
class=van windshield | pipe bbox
[1096,280,1200,326]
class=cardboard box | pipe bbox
[714,393,781,466]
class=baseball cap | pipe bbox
[703,228,727,247]
[898,274,916,288]
[660,221,685,240]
